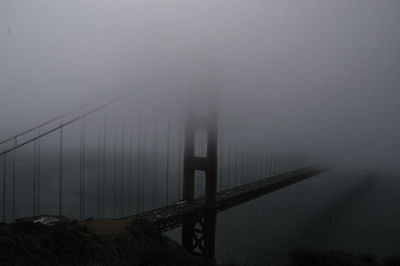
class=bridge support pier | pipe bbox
[182,94,218,260]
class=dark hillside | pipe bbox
[0,217,212,266]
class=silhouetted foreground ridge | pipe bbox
[0,217,212,266]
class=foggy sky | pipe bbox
[1,0,400,171]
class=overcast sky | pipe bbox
[1,0,399,170]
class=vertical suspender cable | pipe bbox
[254,144,258,181]
[256,147,260,179]
[141,125,146,211]
[202,130,205,195]
[37,128,41,215]
[266,149,269,177]
[243,143,248,184]
[292,154,295,172]
[97,122,101,218]
[102,110,106,217]
[261,149,264,178]
[290,154,293,173]
[113,127,117,218]
[252,147,256,181]
[59,127,63,216]
[234,140,238,186]
[240,143,245,185]
[255,147,258,182]
[12,148,15,221]
[154,126,158,208]
[227,137,231,189]
[152,116,157,209]
[233,140,238,186]
[246,143,250,183]
[269,150,273,177]
[278,155,281,175]
[252,148,255,182]
[290,154,292,172]
[257,149,260,179]
[264,149,267,178]
[293,153,296,172]
[177,117,182,200]
[2,155,6,222]
[253,148,257,181]
[79,120,84,220]
[259,148,263,179]
[218,138,223,191]
[289,154,292,172]
[120,114,125,216]
[249,147,252,183]
[128,114,133,214]
[249,145,252,182]
[165,116,170,205]
[260,148,264,179]
[287,154,290,173]
[283,155,286,173]
[33,140,37,216]
[79,120,83,219]
[264,149,268,178]
[253,148,256,181]
[247,149,251,183]
[292,153,296,172]
[136,112,141,214]
[82,118,86,218]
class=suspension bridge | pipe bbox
[0,88,323,260]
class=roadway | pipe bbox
[122,167,324,232]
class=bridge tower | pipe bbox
[182,91,218,259]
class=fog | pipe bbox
[1,0,400,171]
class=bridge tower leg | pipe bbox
[182,94,218,260]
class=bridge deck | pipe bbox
[122,167,324,232]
